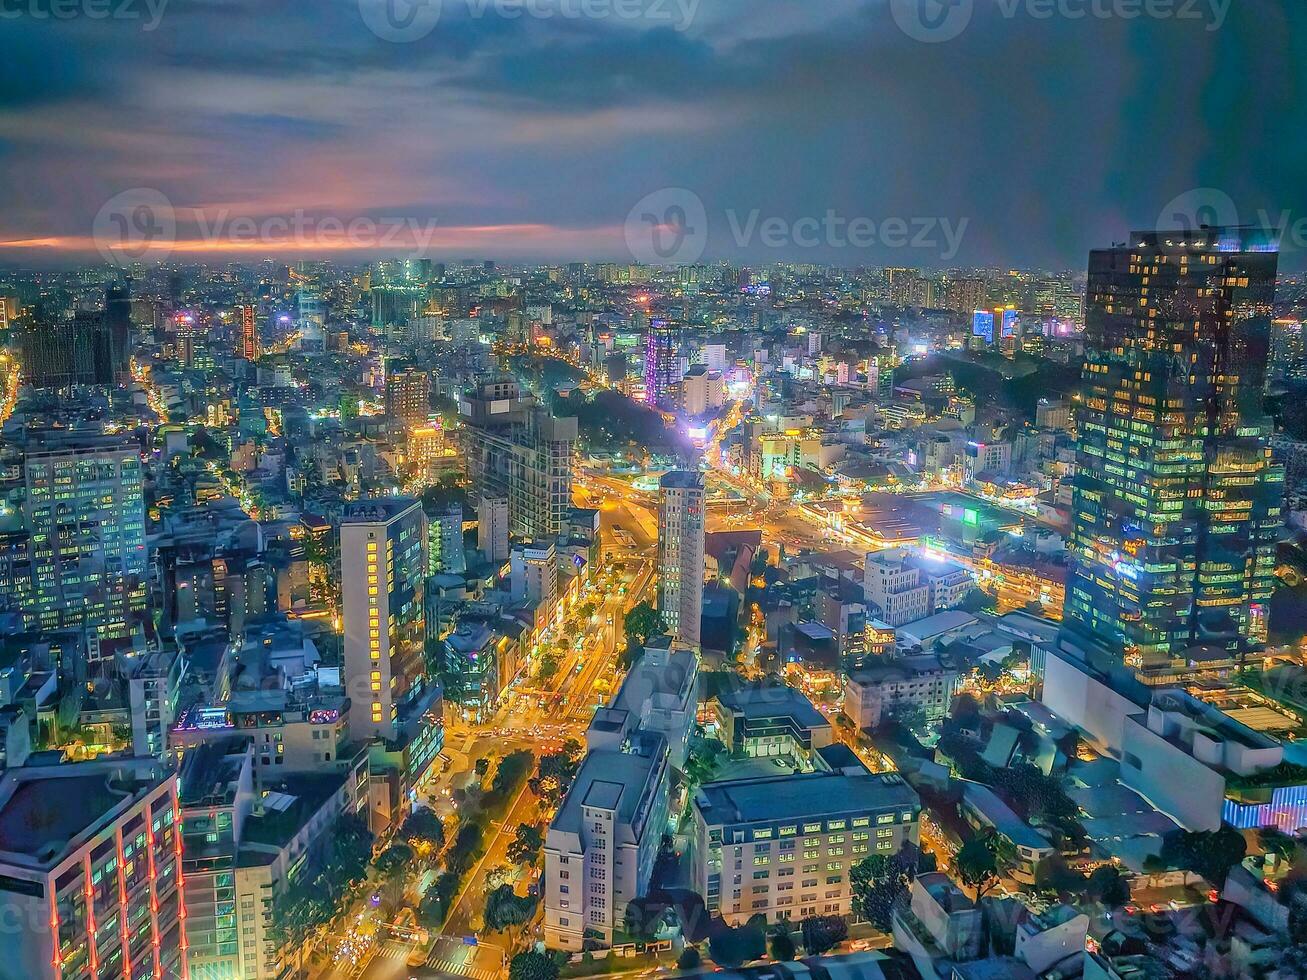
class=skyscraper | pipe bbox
[460,379,577,539]
[427,503,466,575]
[385,364,430,427]
[13,428,147,647]
[1064,226,1283,672]
[238,303,259,360]
[657,470,705,647]
[340,499,430,742]
[644,319,679,408]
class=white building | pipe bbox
[682,365,725,416]
[1041,643,1302,832]
[542,641,698,950]
[844,654,961,730]
[863,549,931,626]
[862,549,974,628]
[428,503,465,574]
[657,471,705,646]
[510,540,559,610]
[340,499,436,767]
[693,768,920,925]
[477,494,510,564]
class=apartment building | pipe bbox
[0,758,185,980]
[862,548,973,628]
[843,655,962,730]
[543,641,697,950]
[692,768,920,925]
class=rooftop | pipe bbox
[716,682,828,729]
[0,758,170,868]
[695,770,918,826]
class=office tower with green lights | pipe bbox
[1064,227,1283,675]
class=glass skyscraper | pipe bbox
[1064,226,1283,673]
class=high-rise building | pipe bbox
[427,503,465,575]
[17,298,128,389]
[460,379,577,539]
[340,499,430,741]
[238,303,259,360]
[644,319,679,409]
[657,470,705,647]
[1065,226,1283,671]
[0,757,186,980]
[384,364,430,427]
[510,540,558,608]
[13,429,147,646]
[477,495,510,564]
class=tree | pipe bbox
[957,834,999,901]
[507,823,545,865]
[677,946,701,970]
[448,822,485,876]
[374,842,413,879]
[851,844,920,930]
[799,915,847,955]
[624,896,670,941]
[529,741,584,805]
[509,951,559,980]
[1260,826,1300,863]
[401,808,446,861]
[1086,865,1131,908]
[475,757,491,778]
[708,920,766,968]
[622,602,665,665]
[483,884,537,934]
[770,929,796,961]
[1158,827,1247,886]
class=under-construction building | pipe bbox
[459,378,578,540]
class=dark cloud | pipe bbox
[0,0,1303,268]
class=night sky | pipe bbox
[2,0,1305,268]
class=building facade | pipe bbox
[0,758,186,980]
[460,379,577,539]
[1065,227,1283,669]
[340,499,429,741]
[657,471,705,647]
[693,769,920,925]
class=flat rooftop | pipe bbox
[695,770,918,827]
[717,683,828,729]
[0,760,168,867]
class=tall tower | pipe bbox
[644,319,679,409]
[1064,226,1282,673]
[341,499,429,741]
[17,429,147,651]
[657,470,705,647]
[238,303,259,360]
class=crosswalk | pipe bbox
[425,940,499,980]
